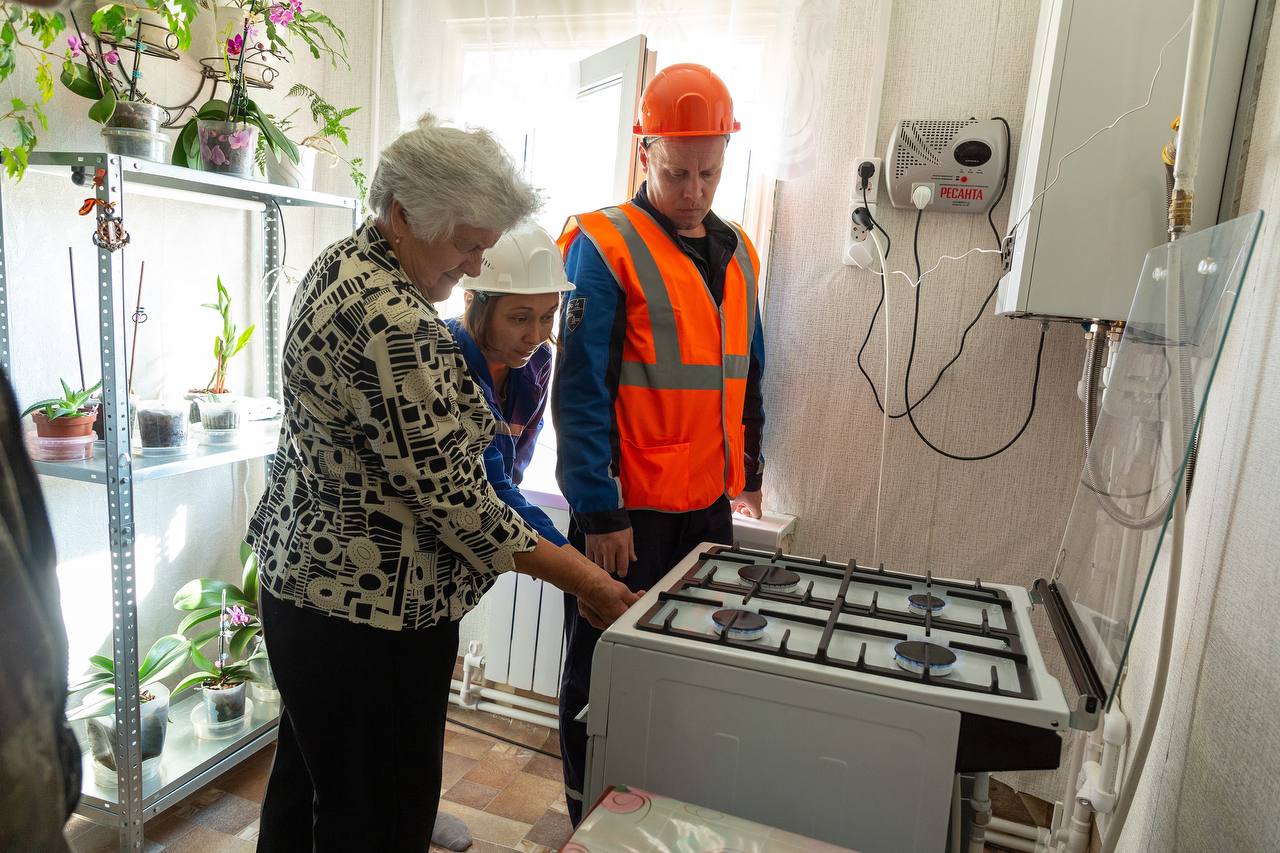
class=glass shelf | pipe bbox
[1046,211,1263,715]
[75,690,281,824]
[33,420,281,484]
[25,150,359,211]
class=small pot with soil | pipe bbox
[186,389,232,423]
[195,395,242,446]
[136,402,189,452]
[202,680,247,723]
[85,683,170,786]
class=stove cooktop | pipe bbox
[609,544,1071,730]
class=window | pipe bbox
[405,7,782,499]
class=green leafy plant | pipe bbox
[172,541,261,655]
[277,83,366,199]
[21,378,102,420]
[63,3,200,118]
[0,5,64,178]
[206,0,347,68]
[194,276,254,394]
[66,633,190,719]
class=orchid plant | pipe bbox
[0,1,196,177]
[171,543,264,697]
[172,541,261,655]
[60,3,200,130]
[67,633,191,719]
[206,0,347,69]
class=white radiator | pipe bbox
[482,571,567,697]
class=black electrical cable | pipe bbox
[446,712,560,759]
[902,201,1047,460]
[856,115,1014,421]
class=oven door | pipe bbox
[587,643,960,853]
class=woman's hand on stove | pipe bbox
[575,561,643,629]
[585,528,637,577]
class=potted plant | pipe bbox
[173,596,263,728]
[264,83,365,197]
[172,541,278,701]
[22,378,102,438]
[187,276,253,421]
[58,3,197,163]
[172,5,304,177]
[67,633,190,786]
[135,399,189,452]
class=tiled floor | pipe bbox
[65,707,572,853]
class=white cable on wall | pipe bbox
[870,230,891,564]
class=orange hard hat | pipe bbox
[633,63,741,137]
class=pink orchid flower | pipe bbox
[226,33,243,56]
[227,604,252,626]
[103,49,120,65]
[288,0,302,12]
[268,4,295,25]
[66,34,84,58]
[229,129,253,150]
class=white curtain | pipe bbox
[386,0,838,185]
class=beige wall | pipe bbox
[762,0,1083,585]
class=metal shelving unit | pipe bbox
[0,151,358,850]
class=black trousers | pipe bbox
[557,497,733,824]
[257,590,459,853]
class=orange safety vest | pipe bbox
[559,203,759,513]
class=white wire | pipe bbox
[870,229,890,565]
[875,12,1192,293]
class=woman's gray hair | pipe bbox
[368,114,541,241]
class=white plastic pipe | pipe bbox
[968,772,992,853]
[990,816,1052,845]
[450,681,559,719]
[448,693,559,730]
[987,828,1042,853]
[1172,0,1221,197]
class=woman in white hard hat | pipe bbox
[445,223,575,546]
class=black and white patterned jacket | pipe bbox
[247,219,540,630]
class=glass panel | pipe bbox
[1051,212,1261,708]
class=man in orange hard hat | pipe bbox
[552,63,767,823]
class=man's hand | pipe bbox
[731,490,764,519]
[585,528,637,577]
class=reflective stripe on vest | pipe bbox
[562,203,759,511]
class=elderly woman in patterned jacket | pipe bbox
[246,114,640,853]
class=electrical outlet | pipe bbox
[843,157,883,267]
[854,157,881,207]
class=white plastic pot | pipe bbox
[265,145,318,190]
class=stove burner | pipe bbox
[893,640,957,676]
[712,608,768,641]
[738,564,801,592]
[907,593,947,614]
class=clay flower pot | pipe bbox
[32,409,98,438]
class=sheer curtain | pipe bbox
[385,0,837,494]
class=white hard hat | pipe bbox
[462,223,575,296]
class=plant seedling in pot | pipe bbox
[174,590,263,723]
[188,276,253,421]
[22,378,102,437]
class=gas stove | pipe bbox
[583,544,1072,853]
